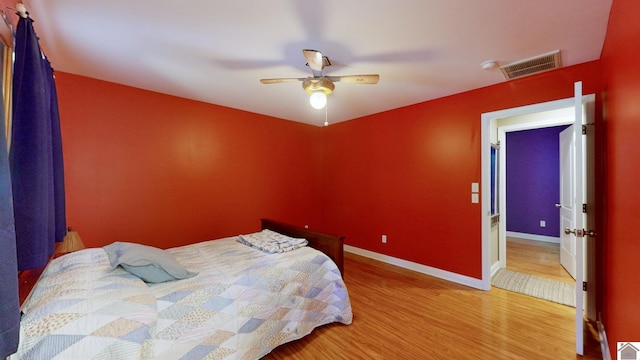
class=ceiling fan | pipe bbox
[260,49,380,109]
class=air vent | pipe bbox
[499,50,562,80]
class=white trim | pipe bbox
[505,231,560,244]
[481,113,492,290]
[344,245,484,290]
[482,98,576,121]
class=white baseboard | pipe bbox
[506,231,560,244]
[344,245,484,290]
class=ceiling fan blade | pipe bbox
[303,49,325,72]
[260,77,305,84]
[328,74,380,84]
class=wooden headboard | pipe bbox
[261,219,345,275]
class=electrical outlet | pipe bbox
[540,220,546,227]
[382,235,387,243]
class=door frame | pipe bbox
[480,94,595,289]
[481,91,595,355]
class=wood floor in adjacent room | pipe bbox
[505,236,576,284]
[265,240,602,359]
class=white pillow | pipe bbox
[103,242,197,283]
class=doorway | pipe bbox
[502,123,573,281]
[482,104,576,286]
[480,87,596,356]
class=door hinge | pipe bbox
[582,204,587,213]
[583,282,587,291]
[582,125,587,135]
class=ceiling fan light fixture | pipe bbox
[302,77,334,95]
[309,91,327,109]
[260,50,379,112]
[303,77,333,109]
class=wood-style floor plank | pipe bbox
[506,237,575,284]
[264,250,602,359]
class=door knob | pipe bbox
[564,228,597,237]
[555,203,562,208]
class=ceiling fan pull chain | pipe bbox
[324,99,329,127]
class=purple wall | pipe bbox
[506,125,569,237]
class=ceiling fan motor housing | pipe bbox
[303,77,335,95]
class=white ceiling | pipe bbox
[23,0,612,126]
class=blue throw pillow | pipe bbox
[103,242,197,283]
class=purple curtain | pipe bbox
[9,15,66,271]
[0,71,19,358]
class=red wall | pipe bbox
[57,73,324,249]
[599,0,640,351]
[320,62,602,279]
[57,62,602,278]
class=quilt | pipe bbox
[12,237,352,359]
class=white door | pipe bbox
[563,81,596,356]
[559,125,576,279]
[571,81,586,356]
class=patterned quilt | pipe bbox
[12,237,352,359]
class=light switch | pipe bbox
[471,182,479,193]
[471,193,479,203]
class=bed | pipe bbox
[11,219,352,359]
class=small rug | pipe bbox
[492,269,575,307]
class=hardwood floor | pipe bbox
[505,236,575,284]
[264,250,602,359]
